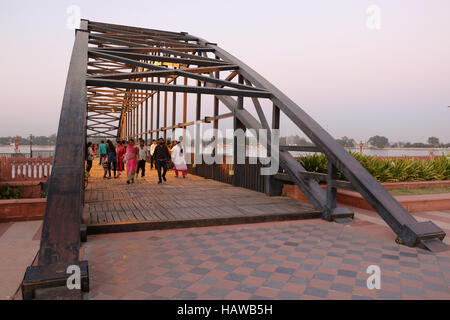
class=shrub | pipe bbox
[297,153,449,182]
[0,185,24,199]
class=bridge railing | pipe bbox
[0,157,53,181]
[187,154,267,193]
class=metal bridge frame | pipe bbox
[22,20,447,299]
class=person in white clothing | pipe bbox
[149,139,157,170]
[136,139,150,179]
[171,141,187,178]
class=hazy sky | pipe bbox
[0,0,449,143]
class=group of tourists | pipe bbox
[85,137,187,185]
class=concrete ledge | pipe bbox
[337,190,450,213]
[22,261,89,300]
[0,198,46,222]
[283,183,450,213]
[381,180,450,190]
[0,181,46,186]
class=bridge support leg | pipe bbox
[232,94,245,187]
[325,162,354,222]
[265,174,283,196]
[22,261,89,300]
[326,162,338,219]
[231,124,244,187]
[80,224,87,243]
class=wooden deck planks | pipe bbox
[84,163,320,234]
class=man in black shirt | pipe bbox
[154,138,170,184]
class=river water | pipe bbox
[0,145,55,154]
[0,145,448,157]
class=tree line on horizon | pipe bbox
[280,135,450,149]
[335,135,450,149]
[1,134,448,149]
[0,134,56,146]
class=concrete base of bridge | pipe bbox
[21,260,89,300]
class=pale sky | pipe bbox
[0,0,449,143]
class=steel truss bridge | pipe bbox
[22,20,447,299]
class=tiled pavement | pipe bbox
[347,205,450,245]
[81,219,450,300]
[2,162,449,300]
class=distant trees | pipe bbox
[32,135,57,145]
[368,135,389,148]
[336,136,356,147]
[279,135,313,146]
[427,137,440,147]
[367,136,449,149]
[0,136,27,145]
[403,142,429,148]
[280,134,449,149]
[0,134,56,146]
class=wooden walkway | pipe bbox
[83,162,320,234]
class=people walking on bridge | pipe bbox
[171,140,187,178]
[125,139,138,184]
[154,138,170,184]
[136,139,150,180]
[86,142,94,177]
[150,139,157,170]
[106,140,118,179]
[117,140,126,177]
[98,140,107,165]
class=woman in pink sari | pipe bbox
[125,139,138,184]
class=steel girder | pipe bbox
[24,18,448,300]
[42,19,449,279]
[192,39,447,251]
[86,20,446,250]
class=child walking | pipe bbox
[102,155,109,179]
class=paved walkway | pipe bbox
[348,205,450,245]
[79,163,450,300]
[1,162,449,300]
[81,219,450,300]
[0,220,42,300]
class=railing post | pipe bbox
[156,77,160,139]
[265,104,283,196]
[212,67,219,181]
[232,75,245,187]
[326,161,337,218]
[164,86,168,141]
